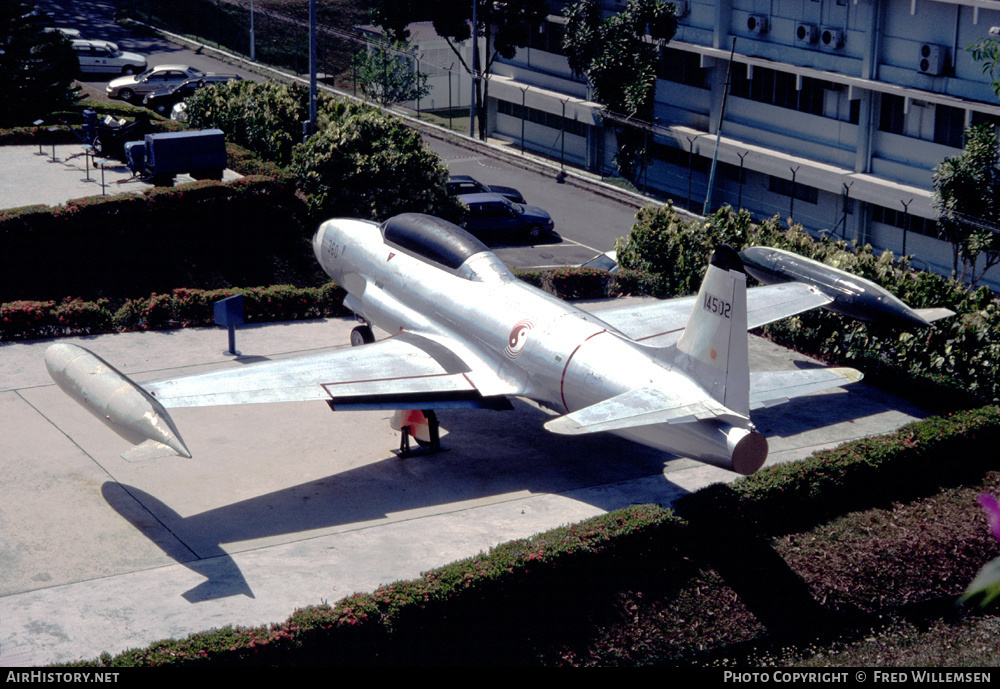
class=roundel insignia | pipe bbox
[504,319,533,359]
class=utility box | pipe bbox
[124,140,145,173]
[143,128,227,186]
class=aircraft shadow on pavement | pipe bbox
[99,389,900,602]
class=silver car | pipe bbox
[72,39,146,75]
[106,65,207,103]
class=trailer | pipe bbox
[132,128,227,186]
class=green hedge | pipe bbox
[1,284,351,341]
[0,176,316,302]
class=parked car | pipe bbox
[446,175,525,204]
[106,65,218,103]
[71,39,146,75]
[458,193,554,241]
[142,75,241,115]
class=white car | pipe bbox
[106,65,207,103]
[72,39,146,75]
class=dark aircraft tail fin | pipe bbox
[675,245,750,417]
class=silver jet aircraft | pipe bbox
[49,213,926,476]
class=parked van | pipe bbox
[71,39,146,75]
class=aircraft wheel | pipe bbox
[350,325,374,346]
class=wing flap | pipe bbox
[749,367,863,409]
[145,334,506,410]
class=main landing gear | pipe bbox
[392,409,443,458]
[348,319,444,458]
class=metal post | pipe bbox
[560,98,568,170]
[901,198,912,256]
[308,0,317,138]
[520,85,528,155]
[448,63,454,129]
[789,166,800,220]
[469,0,478,138]
[840,182,853,240]
[249,0,256,62]
[686,135,697,209]
[737,151,747,209]
[704,36,737,215]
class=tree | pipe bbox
[366,0,548,140]
[562,0,678,182]
[933,124,1000,286]
[352,39,430,107]
[0,1,81,126]
[969,35,1000,98]
[292,106,462,222]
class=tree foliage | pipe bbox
[615,203,1000,403]
[351,39,430,107]
[562,0,678,182]
[184,80,336,166]
[0,1,81,126]
[184,79,461,223]
[292,106,461,222]
[969,36,1000,99]
[365,0,548,140]
[933,124,1000,286]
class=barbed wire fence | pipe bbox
[127,0,470,118]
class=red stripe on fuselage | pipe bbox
[559,330,609,412]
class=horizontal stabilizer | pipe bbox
[122,439,184,462]
[544,387,747,436]
[914,307,955,324]
[749,367,863,409]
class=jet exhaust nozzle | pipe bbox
[726,427,768,476]
[45,343,191,458]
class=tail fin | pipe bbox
[674,245,750,416]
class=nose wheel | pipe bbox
[350,325,374,346]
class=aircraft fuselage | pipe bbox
[313,216,765,473]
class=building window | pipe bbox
[650,141,710,173]
[870,204,939,238]
[729,64,828,116]
[528,18,566,56]
[496,99,587,137]
[878,93,906,135]
[769,175,818,204]
[659,48,709,89]
[971,110,1000,136]
[934,104,966,148]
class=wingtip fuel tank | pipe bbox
[740,246,954,329]
[45,343,191,459]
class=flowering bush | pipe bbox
[961,493,1000,607]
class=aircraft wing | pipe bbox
[749,368,863,409]
[144,332,510,411]
[587,283,832,346]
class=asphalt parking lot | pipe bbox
[0,139,930,668]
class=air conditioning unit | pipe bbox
[747,14,768,34]
[795,23,818,44]
[918,43,948,75]
[820,27,844,48]
[671,0,689,17]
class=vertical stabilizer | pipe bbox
[675,245,750,416]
